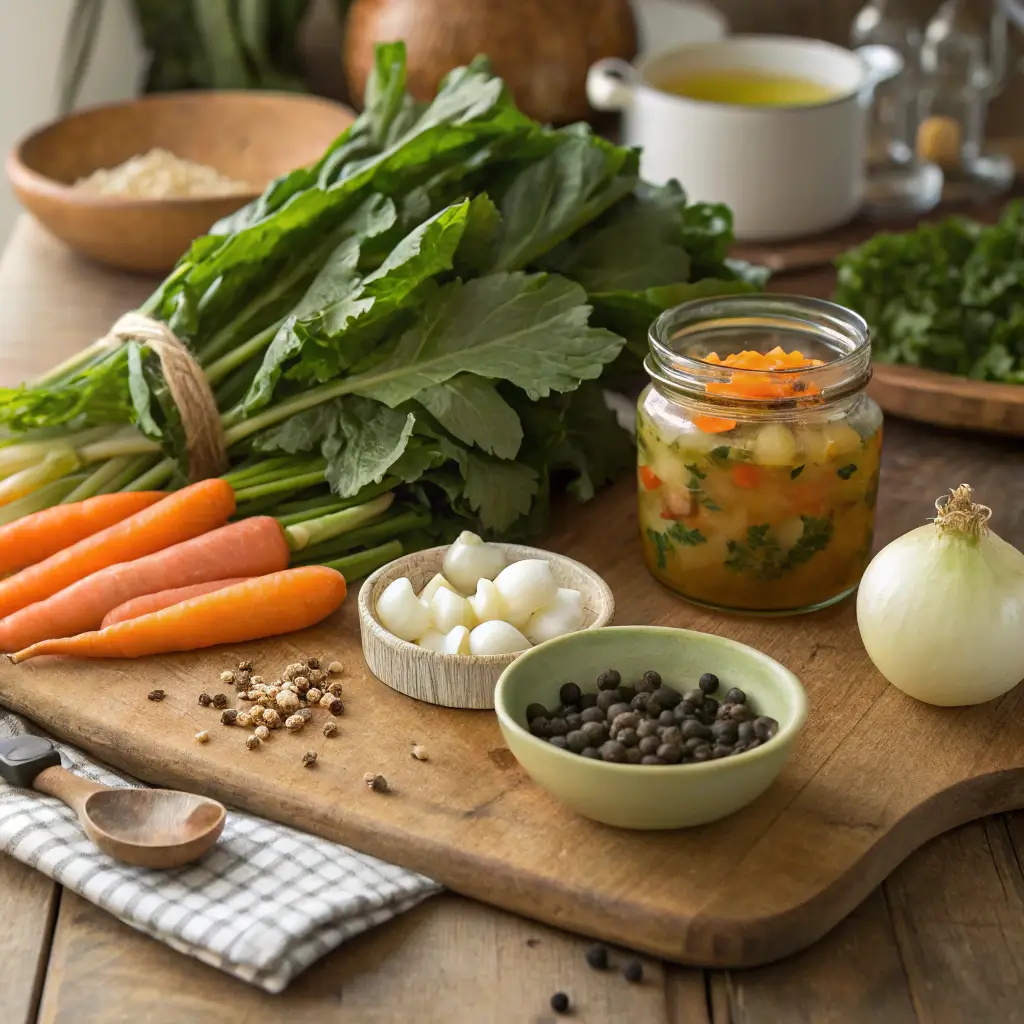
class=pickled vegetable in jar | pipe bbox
[638,295,882,614]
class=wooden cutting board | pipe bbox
[1,420,1021,969]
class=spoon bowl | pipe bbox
[82,789,226,869]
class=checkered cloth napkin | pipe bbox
[0,710,441,992]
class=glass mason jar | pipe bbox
[637,295,883,615]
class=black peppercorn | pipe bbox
[641,669,662,690]
[548,735,569,750]
[604,702,631,723]
[681,719,711,741]
[658,709,676,727]
[656,742,682,764]
[147,689,165,702]
[653,686,682,709]
[703,697,719,718]
[644,698,663,718]
[529,717,550,737]
[624,747,642,763]
[212,693,228,709]
[526,702,548,723]
[581,720,608,744]
[658,725,683,747]
[566,730,588,753]
[711,720,738,743]
[712,744,732,759]
[725,687,747,704]
[699,672,719,694]
[692,745,712,762]
[728,703,752,722]
[638,735,660,756]
[580,746,601,759]
[630,692,651,712]
[559,682,582,706]
[585,944,609,970]
[547,717,568,737]
[596,669,621,690]
[682,688,705,707]
[599,740,627,763]
[198,693,212,707]
[579,692,598,710]
[565,713,582,732]
[550,992,570,1014]
[636,718,659,739]
[753,716,779,740]
[641,755,665,765]
[580,705,605,725]
[595,690,619,712]
[624,961,644,983]
[617,685,637,704]
[220,709,237,726]
[617,728,639,748]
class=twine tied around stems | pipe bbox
[101,313,228,480]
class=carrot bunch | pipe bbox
[0,480,348,662]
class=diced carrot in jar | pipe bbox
[693,414,738,434]
[730,463,763,489]
[638,465,663,490]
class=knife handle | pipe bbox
[0,735,62,788]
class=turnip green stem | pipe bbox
[284,493,394,552]
[204,321,282,386]
[291,509,430,564]
[321,539,404,580]
[232,470,327,503]
[63,456,137,503]
[121,456,174,492]
[0,475,87,525]
[79,429,160,463]
[0,448,81,505]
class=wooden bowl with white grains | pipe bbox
[358,544,615,710]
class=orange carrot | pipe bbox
[101,578,252,628]
[8,567,347,662]
[0,516,287,651]
[0,492,164,576]
[0,479,235,621]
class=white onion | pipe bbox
[419,572,460,604]
[417,628,447,652]
[429,587,476,633]
[442,625,471,655]
[523,587,584,646]
[375,577,430,642]
[467,578,509,623]
[857,484,1024,706]
[442,531,507,593]
[493,559,558,627]
[468,620,531,656]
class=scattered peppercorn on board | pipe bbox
[1,431,1023,969]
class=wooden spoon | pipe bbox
[0,735,225,868]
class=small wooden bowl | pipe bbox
[358,544,615,709]
[7,91,355,274]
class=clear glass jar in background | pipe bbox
[637,295,883,616]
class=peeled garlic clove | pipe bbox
[442,530,507,593]
[493,558,558,627]
[467,578,509,623]
[419,572,460,604]
[417,628,447,652]
[468,620,531,656]
[523,588,584,646]
[375,577,430,642]
[443,625,471,655]
[429,587,476,633]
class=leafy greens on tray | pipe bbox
[834,201,1024,385]
[0,42,764,579]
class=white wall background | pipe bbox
[0,0,145,243]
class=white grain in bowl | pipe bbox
[358,544,615,709]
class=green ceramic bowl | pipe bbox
[494,626,807,830]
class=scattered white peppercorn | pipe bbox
[297,707,313,722]
[327,681,343,697]
[220,670,235,684]
[254,725,270,741]
[258,695,273,708]
[293,676,310,693]
[302,751,317,768]
[285,714,305,731]
[411,744,429,761]
[267,686,280,699]
[277,690,300,713]
[308,669,326,686]
[244,690,260,701]
[238,660,253,672]
[246,735,260,751]
[319,693,335,709]
[282,663,303,681]
[328,661,344,675]
[236,711,253,728]
[306,687,323,704]
[263,709,282,729]
[322,721,337,738]
[194,730,209,744]
[250,675,264,686]
[364,773,388,793]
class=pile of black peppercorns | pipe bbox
[525,669,779,765]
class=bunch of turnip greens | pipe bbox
[0,43,764,578]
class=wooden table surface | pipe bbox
[1,217,1023,1024]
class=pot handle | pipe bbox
[587,58,638,112]
[855,44,904,87]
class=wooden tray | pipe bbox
[1,455,1023,969]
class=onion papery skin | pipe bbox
[856,524,1024,706]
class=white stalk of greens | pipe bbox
[856,484,1024,706]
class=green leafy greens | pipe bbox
[0,42,761,576]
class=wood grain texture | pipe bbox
[37,892,667,1024]
[359,543,615,708]
[0,414,1020,970]
[0,855,59,1024]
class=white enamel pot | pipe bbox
[587,35,902,241]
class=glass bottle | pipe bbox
[637,295,882,616]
